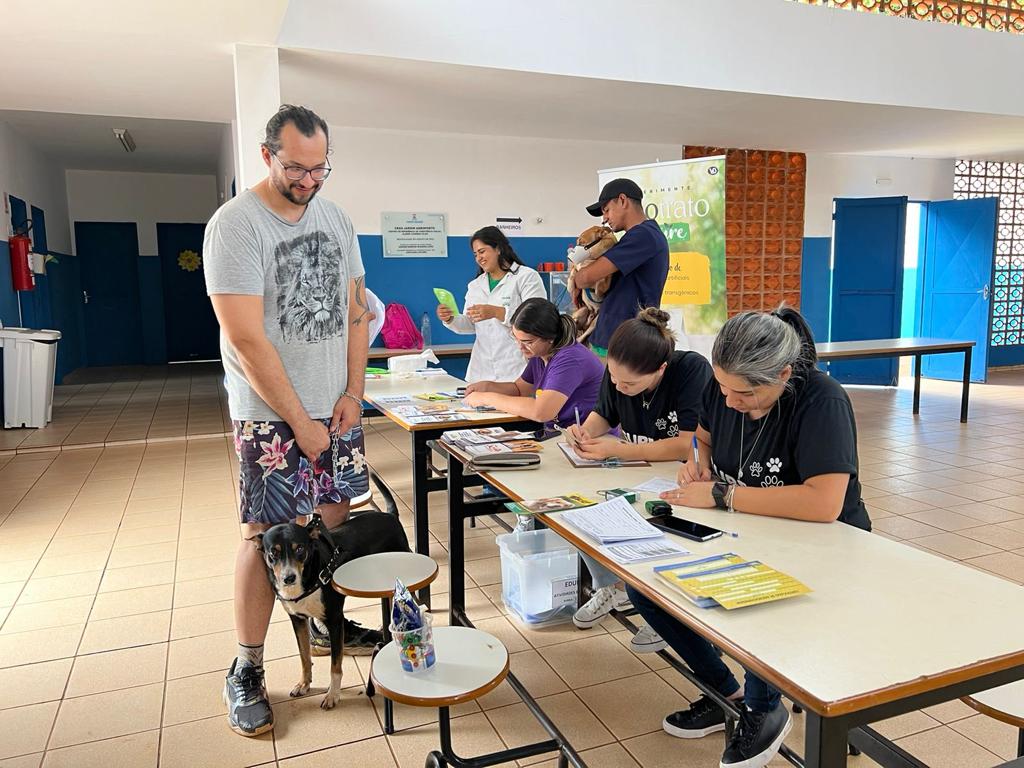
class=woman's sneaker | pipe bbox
[720,704,792,768]
[309,617,382,656]
[663,694,729,739]
[572,586,631,628]
[223,659,273,736]
[629,623,668,654]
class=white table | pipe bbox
[363,372,537,605]
[438,439,1024,768]
[963,680,1024,758]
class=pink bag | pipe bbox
[381,303,423,349]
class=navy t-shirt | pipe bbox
[591,219,669,348]
[699,368,871,531]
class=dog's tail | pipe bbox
[369,469,400,517]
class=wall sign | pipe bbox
[381,212,448,258]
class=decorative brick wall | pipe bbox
[683,147,807,315]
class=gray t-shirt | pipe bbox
[203,190,365,421]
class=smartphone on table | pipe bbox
[645,502,724,542]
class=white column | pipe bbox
[233,44,281,191]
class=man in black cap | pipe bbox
[575,178,669,356]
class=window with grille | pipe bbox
[788,1,1024,35]
[953,161,1024,346]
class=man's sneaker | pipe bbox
[223,659,273,736]
[630,623,668,654]
[720,704,792,768]
[512,515,535,534]
[309,618,383,656]
[572,586,631,629]
[663,694,729,739]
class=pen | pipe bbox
[691,435,701,474]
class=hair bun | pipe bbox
[638,307,671,328]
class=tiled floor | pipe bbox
[1,365,1023,767]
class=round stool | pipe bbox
[963,680,1024,758]
[333,551,438,734]
[371,627,511,768]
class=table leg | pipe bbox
[1017,726,1023,758]
[961,346,972,423]
[913,353,922,415]
[411,431,432,607]
[446,451,467,625]
[804,712,851,768]
[379,597,394,734]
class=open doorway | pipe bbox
[898,202,924,378]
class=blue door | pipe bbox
[829,197,907,385]
[157,223,220,361]
[75,222,143,366]
[919,198,996,382]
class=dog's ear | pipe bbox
[252,533,265,552]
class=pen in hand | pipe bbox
[691,435,701,476]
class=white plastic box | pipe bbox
[0,327,61,429]
[496,528,578,627]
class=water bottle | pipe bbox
[420,312,432,348]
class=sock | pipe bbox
[237,642,264,668]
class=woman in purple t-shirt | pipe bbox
[464,298,605,428]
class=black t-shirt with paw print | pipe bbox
[698,368,870,531]
[595,351,712,445]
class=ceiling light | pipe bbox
[112,128,136,153]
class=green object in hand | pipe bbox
[433,288,460,315]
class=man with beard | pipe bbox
[203,104,375,736]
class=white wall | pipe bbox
[804,154,954,237]
[216,121,238,205]
[0,121,72,253]
[318,126,681,236]
[66,170,218,255]
[280,0,1024,119]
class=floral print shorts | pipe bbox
[232,418,369,525]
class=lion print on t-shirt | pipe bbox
[274,231,345,343]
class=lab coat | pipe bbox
[444,266,546,383]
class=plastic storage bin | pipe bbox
[0,327,61,429]
[497,528,578,627]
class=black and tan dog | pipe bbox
[256,511,409,709]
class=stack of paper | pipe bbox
[600,539,692,564]
[654,553,811,610]
[560,496,663,543]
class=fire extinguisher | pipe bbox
[9,220,34,291]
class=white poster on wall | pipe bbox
[381,212,448,258]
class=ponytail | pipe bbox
[510,297,578,349]
[607,307,676,374]
[712,304,818,388]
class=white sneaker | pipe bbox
[630,623,667,654]
[573,586,631,629]
[513,515,535,534]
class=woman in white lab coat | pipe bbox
[436,226,546,382]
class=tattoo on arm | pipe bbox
[351,276,371,326]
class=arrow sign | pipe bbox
[496,217,523,224]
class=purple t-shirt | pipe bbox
[521,342,605,428]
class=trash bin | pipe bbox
[0,327,62,429]
[497,528,579,627]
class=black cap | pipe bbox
[586,178,643,217]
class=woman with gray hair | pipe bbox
[627,306,870,768]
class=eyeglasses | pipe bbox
[271,152,332,182]
[509,333,543,350]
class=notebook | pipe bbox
[654,554,811,610]
[558,442,649,468]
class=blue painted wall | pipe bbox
[358,234,574,346]
[45,254,86,381]
[0,240,19,326]
[800,237,831,343]
[138,256,167,365]
[990,345,1024,367]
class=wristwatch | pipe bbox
[711,481,729,510]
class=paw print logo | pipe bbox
[668,411,678,424]
[748,461,763,478]
[761,475,784,488]
[667,425,679,437]
[655,418,667,431]
[767,457,783,473]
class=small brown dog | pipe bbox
[567,225,617,343]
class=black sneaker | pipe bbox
[308,618,383,656]
[720,705,792,768]
[223,659,273,737]
[663,694,729,739]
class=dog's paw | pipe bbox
[290,681,311,698]
[320,689,343,709]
